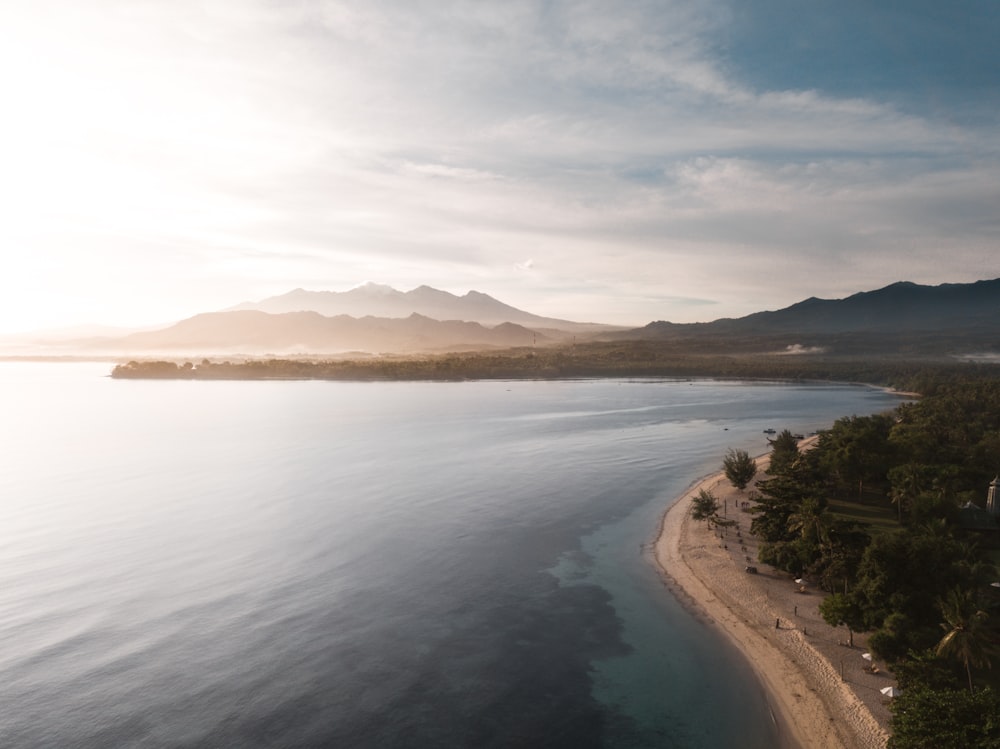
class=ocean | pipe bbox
[0,363,905,748]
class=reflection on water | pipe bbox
[0,364,903,747]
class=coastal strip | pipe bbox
[653,449,891,749]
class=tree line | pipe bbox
[717,382,1000,747]
[110,346,1000,391]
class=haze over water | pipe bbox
[0,363,905,747]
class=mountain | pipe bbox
[13,279,999,360]
[99,311,548,355]
[1,284,620,357]
[229,283,618,334]
[723,279,1000,334]
[610,279,1000,354]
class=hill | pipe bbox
[607,279,1000,355]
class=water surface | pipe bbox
[0,364,904,747]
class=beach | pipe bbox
[654,447,893,749]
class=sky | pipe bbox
[2,0,999,334]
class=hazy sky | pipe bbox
[3,0,998,333]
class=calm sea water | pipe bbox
[0,363,905,748]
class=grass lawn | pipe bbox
[827,490,899,533]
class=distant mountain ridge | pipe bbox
[611,278,1000,354]
[8,278,999,359]
[728,279,1000,334]
[229,283,617,334]
[105,310,548,355]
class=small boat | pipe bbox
[763,428,776,434]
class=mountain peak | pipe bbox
[408,285,457,300]
[353,282,397,295]
[227,284,616,334]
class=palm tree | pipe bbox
[888,462,925,523]
[787,498,833,549]
[956,547,997,591]
[936,587,997,692]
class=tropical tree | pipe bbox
[888,463,928,523]
[723,448,757,491]
[889,685,1000,748]
[806,517,869,593]
[936,587,997,693]
[690,489,720,521]
[766,429,799,476]
[819,413,895,498]
[819,593,864,647]
[850,524,979,661]
[787,497,832,548]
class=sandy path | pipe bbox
[653,449,892,749]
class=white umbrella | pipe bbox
[862,653,873,661]
[880,686,901,698]
[795,578,805,584]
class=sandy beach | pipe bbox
[654,447,893,749]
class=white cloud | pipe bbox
[0,0,997,332]
[777,344,827,355]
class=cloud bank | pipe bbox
[1,0,997,331]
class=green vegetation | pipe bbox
[749,381,1000,747]
[826,495,898,534]
[722,448,757,491]
[766,429,800,476]
[109,339,1000,391]
[690,489,721,521]
[936,588,997,693]
[888,686,1000,749]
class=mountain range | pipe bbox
[605,279,1000,355]
[633,279,1000,337]
[228,283,616,334]
[104,311,547,355]
[75,284,620,355]
[4,279,1000,357]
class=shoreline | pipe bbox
[653,448,891,749]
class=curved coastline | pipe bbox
[653,449,891,749]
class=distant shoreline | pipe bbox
[4,343,995,393]
[94,352,995,394]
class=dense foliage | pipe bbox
[109,343,1000,390]
[888,686,1000,749]
[766,429,800,476]
[748,381,1000,747]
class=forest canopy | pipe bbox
[748,381,1000,747]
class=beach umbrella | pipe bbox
[861,653,873,661]
[880,686,901,698]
